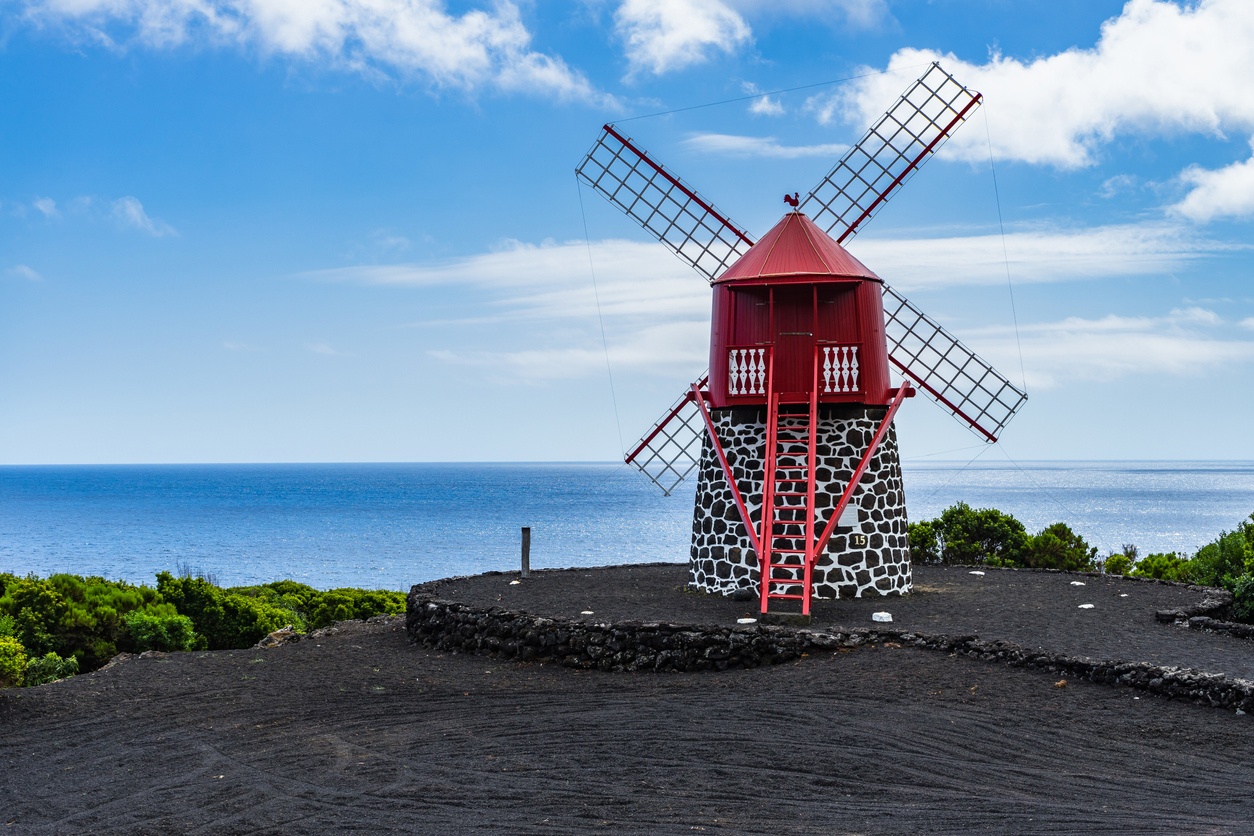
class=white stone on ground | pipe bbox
[872,612,893,623]
[1078,604,1095,609]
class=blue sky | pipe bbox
[3,0,1254,465]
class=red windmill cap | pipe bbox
[716,211,880,284]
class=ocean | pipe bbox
[2,461,1253,591]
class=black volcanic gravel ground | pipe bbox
[423,563,1254,680]
[2,564,1253,834]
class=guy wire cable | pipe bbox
[576,174,627,457]
[613,63,934,124]
[983,105,1029,394]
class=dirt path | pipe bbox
[3,567,1253,834]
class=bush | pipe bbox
[1130,552,1191,581]
[933,502,1029,566]
[0,636,26,688]
[23,652,79,686]
[122,610,199,653]
[156,572,294,650]
[1104,553,1133,576]
[306,588,406,629]
[907,520,941,564]
[1187,516,1254,588]
[0,576,68,658]
[227,581,405,631]
[1023,522,1098,572]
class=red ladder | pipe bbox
[759,383,820,616]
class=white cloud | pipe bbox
[305,222,1238,378]
[853,223,1227,291]
[748,95,783,117]
[307,238,710,322]
[4,264,44,281]
[110,196,177,237]
[1170,138,1254,222]
[967,307,1254,389]
[21,0,607,103]
[682,133,846,159]
[307,238,712,376]
[824,0,1254,168]
[1240,317,1254,330]
[615,0,750,76]
[33,197,59,218]
[429,320,708,381]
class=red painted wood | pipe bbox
[708,212,893,407]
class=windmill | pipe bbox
[576,63,1026,617]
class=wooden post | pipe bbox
[521,526,531,578]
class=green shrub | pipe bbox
[907,520,941,565]
[1130,552,1190,581]
[122,610,199,653]
[934,502,1030,566]
[156,572,294,650]
[0,576,68,658]
[1229,574,1254,623]
[306,588,406,629]
[1024,522,1098,571]
[1187,516,1254,588]
[0,636,26,687]
[1104,553,1133,576]
[23,652,79,686]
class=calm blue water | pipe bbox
[1,461,1252,590]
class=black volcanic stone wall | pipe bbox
[689,404,910,599]
[406,589,1254,711]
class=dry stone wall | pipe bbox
[406,589,1254,711]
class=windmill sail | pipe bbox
[577,124,755,284]
[881,284,1026,443]
[801,62,982,244]
[623,375,710,496]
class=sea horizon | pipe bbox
[4,460,1253,591]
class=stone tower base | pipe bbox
[690,404,910,599]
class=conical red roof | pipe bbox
[716,211,879,283]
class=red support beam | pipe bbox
[812,383,914,560]
[690,382,763,558]
[624,375,709,465]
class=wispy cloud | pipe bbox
[110,196,177,237]
[33,197,59,218]
[21,0,611,105]
[428,320,707,382]
[304,220,1243,379]
[966,307,1254,389]
[853,223,1232,291]
[4,264,43,281]
[305,341,349,356]
[682,133,846,159]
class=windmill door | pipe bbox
[771,286,814,400]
